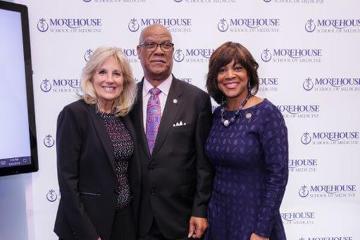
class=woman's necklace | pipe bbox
[221,93,252,127]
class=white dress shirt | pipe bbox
[142,75,173,130]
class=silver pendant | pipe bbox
[223,119,230,127]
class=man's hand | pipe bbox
[188,216,208,238]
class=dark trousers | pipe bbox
[59,206,135,240]
[110,206,136,240]
[138,220,197,240]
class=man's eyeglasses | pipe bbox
[138,42,174,52]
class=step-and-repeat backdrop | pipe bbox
[13,0,360,239]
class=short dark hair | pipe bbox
[206,41,259,104]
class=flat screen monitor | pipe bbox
[0,1,38,176]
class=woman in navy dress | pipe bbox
[205,42,288,240]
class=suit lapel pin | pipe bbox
[173,99,178,104]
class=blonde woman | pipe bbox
[54,47,140,240]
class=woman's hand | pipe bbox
[250,233,269,240]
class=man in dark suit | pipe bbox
[131,24,213,240]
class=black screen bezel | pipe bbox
[0,1,38,176]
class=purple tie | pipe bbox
[146,87,161,153]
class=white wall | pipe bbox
[0,0,359,239]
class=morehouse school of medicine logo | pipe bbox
[217,18,280,33]
[84,49,93,62]
[46,189,59,202]
[299,235,353,240]
[122,48,138,63]
[37,18,49,32]
[280,211,315,225]
[263,0,325,4]
[300,131,360,145]
[277,104,320,118]
[174,49,185,62]
[127,18,192,33]
[260,48,322,63]
[298,184,357,199]
[40,78,81,93]
[84,48,138,63]
[43,134,55,148]
[302,77,360,92]
[174,0,237,3]
[217,19,229,32]
[40,79,52,92]
[36,17,102,33]
[289,158,318,173]
[304,19,316,32]
[258,77,279,92]
[305,18,360,33]
[173,48,214,63]
[128,18,140,32]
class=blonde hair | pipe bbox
[81,47,137,116]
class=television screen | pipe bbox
[0,1,38,176]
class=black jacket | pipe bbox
[54,100,141,240]
[130,77,213,239]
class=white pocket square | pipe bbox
[173,121,187,127]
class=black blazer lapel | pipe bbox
[134,81,151,158]
[88,105,116,173]
[122,114,141,181]
[122,114,142,219]
[152,78,183,155]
